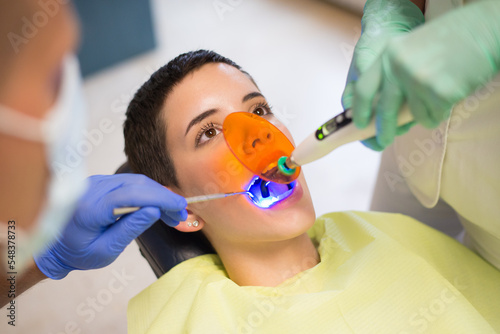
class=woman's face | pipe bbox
[164,63,316,247]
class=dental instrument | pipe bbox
[112,191,250,216]
[276,106,413,178]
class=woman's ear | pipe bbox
[173,209,205,232]
[162,186,205,232]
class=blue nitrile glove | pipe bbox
[342,0,424,151]
[353,1,500,150]
[34,174,187,279]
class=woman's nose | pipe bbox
[243,127,274,155]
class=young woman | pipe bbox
[124,50,500,333]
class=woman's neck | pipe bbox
[216,232,320,287]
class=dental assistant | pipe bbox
[343,0,500,267]
[0,1,187,307]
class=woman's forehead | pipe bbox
[163,63,259,128]
[172,63,255,101]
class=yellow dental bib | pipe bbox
[128,211,500,333]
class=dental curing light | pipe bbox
[275,105,414,182]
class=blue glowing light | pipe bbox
[245,176,296,208]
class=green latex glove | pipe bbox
[352,1,500,150]
[342,0,424,150]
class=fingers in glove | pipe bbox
[342,81,355,110]
[362,120,416,152]
[100,174,187,222]
[407,91,439,129]
[99,207,162,256]
[352,57,384,129]
[374,78,404,148]
[427,101,453,126]
[160,208,187,225]
[395,121,416,136]
[160,212,183,228]
[361,136,386,151]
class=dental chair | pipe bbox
[116,162,215,278]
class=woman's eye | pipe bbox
[197,126,221,146]
[204,128,217,138]
[253,107,267,116]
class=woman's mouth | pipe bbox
[245,176,296,208]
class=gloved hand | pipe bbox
[353,1,500,150]
[342,0,424,150]
[34,174,187,279]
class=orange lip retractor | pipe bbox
[222,112,300,184]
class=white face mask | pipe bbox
[0,55,88,272]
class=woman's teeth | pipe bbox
[246,177,295,208]
[260,180,270,198]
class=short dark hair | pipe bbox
[124,49,253,188]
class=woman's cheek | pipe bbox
[204,143,254,193]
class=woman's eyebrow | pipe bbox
[184,92,264,137]
[185,108,219,136]
[242,91,264,102]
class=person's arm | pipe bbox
[1,259,46,307]
[341,0,425,150]
[2,173,187,306]
[34,174,187,280]
[352,0,500,148]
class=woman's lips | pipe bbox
[268,180,303,210]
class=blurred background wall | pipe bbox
[1,1,377,333]
[73,0,157,77]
